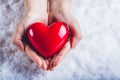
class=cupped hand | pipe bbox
[47,0,82,70]
[13,0,49,70]
[12,0,82,71]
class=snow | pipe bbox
[0,0,120,80]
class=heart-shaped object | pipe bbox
[27,22,69,59]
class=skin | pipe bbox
[13,0,82,71]
[48,0,82,70]
[13,0,48,70]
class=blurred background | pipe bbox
[0,0,120,80]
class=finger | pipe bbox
[12,23,25,51]
[25,44,43,68]
[40,57,48,70]
[49,41,71,70]
[45,59,49,66]
[47,55,57,70]
[25,44,48,70]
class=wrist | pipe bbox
[24,0,47,14]
[26,11,47,20]
[50,0,71,13]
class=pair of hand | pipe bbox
[13,0,82,70]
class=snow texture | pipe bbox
[0,0,120,80]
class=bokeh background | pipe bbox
[0,0,120,80]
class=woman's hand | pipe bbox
[13,0,82,71]
[12,0,49,70]
[48,0,82,70]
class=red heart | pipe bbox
[27,22,69,59]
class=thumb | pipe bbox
[12,23,25,51]
[55,13,82,48]
[69,18,82,48]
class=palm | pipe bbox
[13,14,49,70]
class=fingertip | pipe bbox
[42,60,47,70]
[25,45,45,70]
[50,68,54,71]
[44,65,47,70]
[49,65,55,71]
[48,62,53,70]
[53,57,61,68]
[36,58,42,68]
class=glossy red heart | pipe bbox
[27,22,69,59]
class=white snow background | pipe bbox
[0,0,120,80]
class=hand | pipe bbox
[47,0,82,70]
[12,0,49,70]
